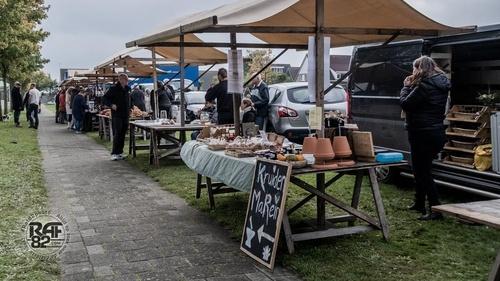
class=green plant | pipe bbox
[477,89,499,106]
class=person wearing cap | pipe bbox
[103,73,131,161]
[10,82,23,127]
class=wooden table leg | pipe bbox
[149,130,155,165]
[108,118,113,143]
[129,123,134,156]
[368,168,389,240]
[488,251,500,281]
[206,177,215,209]
[153,131,160,167]
[282,213,295,254]
[196,174,202,199]
[349,171,364,226]
[317,173,326,229]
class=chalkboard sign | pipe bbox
[240,159,292,269]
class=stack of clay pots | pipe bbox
[302,135,355,169]
[312,138,338,169]
[332,136,355,166]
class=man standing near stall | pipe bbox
[249,73,269,131]
[27,83,41,129]
[205,68,234,125]
[10,82,23,127]
[103,73,131,161]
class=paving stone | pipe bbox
[37,115,300,281]
[87,245,105,255]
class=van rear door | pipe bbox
[348,41,424,152]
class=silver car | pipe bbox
[267,82,348,140]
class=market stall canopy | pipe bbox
[126,0,474,48]
[154,34,227,64]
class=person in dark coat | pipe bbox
[205,68,234,125]
[241,98,256,123]
[103,73,131,160]
[249,73,270,130]
[71,90,89,133]
[150,81,173,118]
[130,85,146,112]
[400,55,450,221]
[55,89,60,123]
[10,82,23,127]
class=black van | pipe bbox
[348,25,500,197]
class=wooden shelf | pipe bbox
[443,159,475,169]
[443,145,475,154]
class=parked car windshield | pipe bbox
[287,86,345,104]
[185,93,206,104]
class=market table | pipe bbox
[181,140,407,253]
[130,121,205,166]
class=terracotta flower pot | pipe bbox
[302,137,318,154]
[332,136,352,158]
[314,138,335,161]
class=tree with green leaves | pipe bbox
[0,0,49,117]
[245,49,293,85]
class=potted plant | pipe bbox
[477,88,499,110]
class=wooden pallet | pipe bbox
[433,199,500,229]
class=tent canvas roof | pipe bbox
[126,0,473,48]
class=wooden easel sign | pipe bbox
[240,159,292,270]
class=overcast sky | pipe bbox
[41,0,500,81]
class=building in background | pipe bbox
[60,68,89,82]
[296,54,351,82]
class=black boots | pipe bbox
[418,212,443,221]
[407,203,426,214]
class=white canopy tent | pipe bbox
[126,0,473,134]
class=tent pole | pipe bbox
[166,63,191,84]
[152,47,159,119]
[315,0,325,139]
[180,34,186,127]
[230,32,241,136]
[323,32,400,95]
[185,63,216,90]
[244,48,288,87]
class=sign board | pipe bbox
[308,106,323,130]
[228,49,244,94]
[307,36,331,103]
[240,159,292,269]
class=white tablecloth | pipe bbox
[180,141,257,192]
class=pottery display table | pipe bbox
[130,121,205,166]
[180,140,407,253]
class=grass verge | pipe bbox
[89,131,500,281]
[0,119,59,280]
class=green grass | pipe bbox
[0,118,59,280]
[89,132,500,281]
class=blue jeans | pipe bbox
[74,119,83,132]
[255,116,267,131]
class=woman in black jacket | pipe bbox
[400,56,450,221]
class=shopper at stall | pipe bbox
[27,83,41,129]
[131,85,146,112]
[58,88,66,123]
[241,98,256,123]
[65,86,74,129]
[10,82,23,127]
[205,68,233,125]
[55,89,60,123]
[249,73,269,130]
[400,55,450,221]
[103,73,131,161]
[144,88,152,113]
[72,89,89,134]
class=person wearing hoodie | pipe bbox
[400,56,450,221]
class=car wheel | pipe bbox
[375,166,399,184]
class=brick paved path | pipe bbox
[38,115,300,281]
